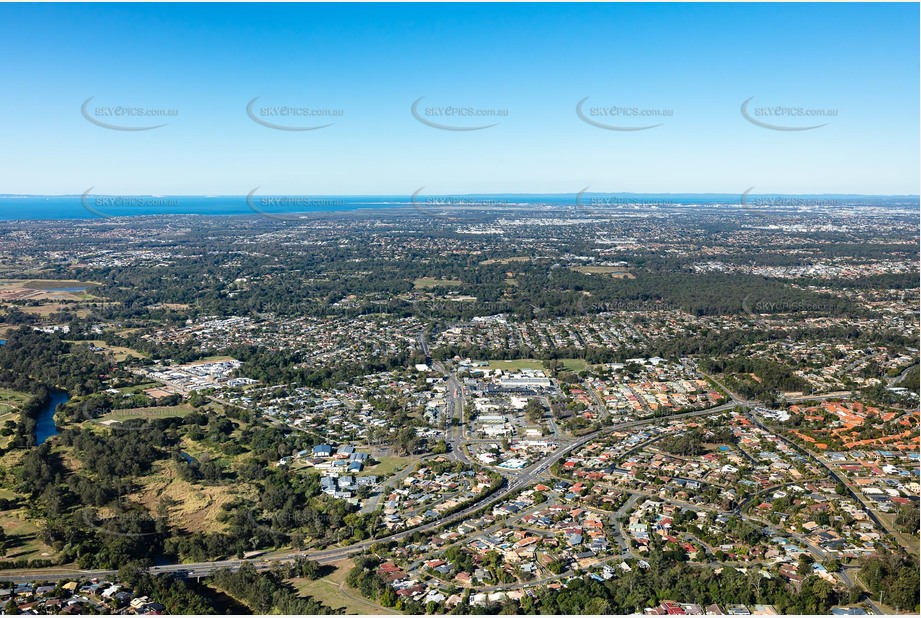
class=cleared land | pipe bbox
[0,389,29,449]
[571,265,635,278]
[289,559,402,615]
[413,277,463,290]
[67,340,147,362]
[481,358,588,372]
[95,405,194,424]
[0,388,30,416]
[0,510,56,562]
[129,460,241,534]
[483,359,545,371]
[558,358,589,371]
[479,256,532,265]
[114,382,161,395]
[360,455,416,478]
[0,279,100,305]
[12,304,93,318]
[0,278,96,289]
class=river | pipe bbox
[36,389,69,445]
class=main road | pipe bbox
[419,328,471,464]
[0,403,736,584]
[11,351,896,589]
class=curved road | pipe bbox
[0,404,735,584]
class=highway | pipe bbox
[0,403,735,584]
[4,343,906,606]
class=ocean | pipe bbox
[0,194,916,221]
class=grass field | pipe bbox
[0,511,56,562]
[413,277,463,290]
[290,560,402,615]
[0,389,28,448]
[0,388,30,416]
[482,359,545,371]
[14,303,92,317]
[130,460,241,534]
[481,358,588,372]
[114,382,161,395]
[0,279,100,306]
[0,409,20,449]
[179,431,248,465]
[558,358,589,371]
[571,265,635,279]
[68,339,147,362]
[96,405,194,424]
[361,455,415,478]
[0,278,96,290]
[479,256,531,265]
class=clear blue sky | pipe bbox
[0,2,917,195]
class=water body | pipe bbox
[36,389,69,445]
[45,286,87,293]
[0,194,915,221]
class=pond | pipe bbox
[36,389,69,445]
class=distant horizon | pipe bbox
[3,191,919,199]
[1,190,917,222]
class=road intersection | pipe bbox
[0,335,908,618]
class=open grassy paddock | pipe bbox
[360,455,416,478]
[289,559,402,615]
[570,265,636,279]
[0,388,30,416]
[0,510,57,563]
[95,405,194,424]
[413,277,463,290]
[479,358,588,372]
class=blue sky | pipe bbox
[0,2,918,195]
